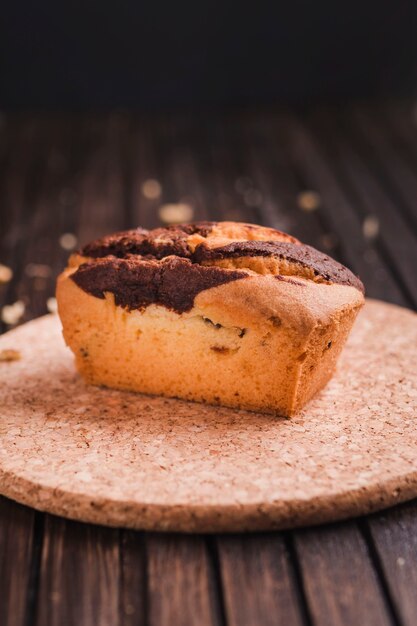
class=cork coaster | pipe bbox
[0,299,416,532]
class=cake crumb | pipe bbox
[159,203,194,224]
[297,191,321,211]
[1,301,25,325]
[142,179,162,199]
[0,349,21,362]
[363,215,379,240]
[59,233,78,251]
[0,264,13,284]
[47,297,58,314]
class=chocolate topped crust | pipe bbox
[194,241,364,293]
[71,256,245,313]
[70,221,364,313]
[81,228,149,259]
[81,222,215,260]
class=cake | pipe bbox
[56,221,364,415]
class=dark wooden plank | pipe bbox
[279,110,408,306]
[13,117,79,322]
[127,117,162,230]
[367,501,417,626]
[241,113,325,247]
[0,117,78,622]
[0,114,15,256]
[206,113,260,223]
[120,531,146,626]
[0,497,37,626]
[0,118,43,330]
[205,111,326,249]
[157,115,213,221]
[379,102,417,167]
[2,115,89,326]
[348,105,417,232]
[216,534,305,626]
[76,114,129,244]
[36,516,120,626]
[128,113,211,231]
[314,108,417,307]
[146,534,221,626]
[293,522,395,626]
[0,118,67,626]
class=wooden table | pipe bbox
[1,102,416,626]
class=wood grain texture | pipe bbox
[312,110,417,307]
[216,534,305,626]
[241,115,325,247]
[120,530,146,626]
[380,102,417,168]
[293,522,394,626]
[368,502,417,626]
[76,115,129,243]
[146,534,221,626]
[348,105,417,232]
[0,498,37,626]
[281,112,408,307]
[0,119,42,332]
[36,515,120,626]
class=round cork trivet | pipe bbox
[0,299,416,532]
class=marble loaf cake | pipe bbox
[57,221,365,416]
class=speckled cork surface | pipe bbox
[0,299,416,532]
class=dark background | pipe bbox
[1,1,416,110]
